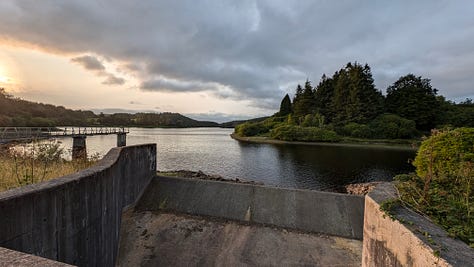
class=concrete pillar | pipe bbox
[72,135,87,160]
[117,132,127,147]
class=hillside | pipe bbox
[0,89,218,128]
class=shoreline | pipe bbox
[230,133,418,151]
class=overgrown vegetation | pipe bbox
[234,62,473,143]
[394,128,474,247]
[0,141,99,192]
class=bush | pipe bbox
[395,128,474,246]
[270,125,341,142]
[235,122,270,137]
[342,123,372,138]
[413,128,474,179]
[301,113,325,128]
[369,114,417,139]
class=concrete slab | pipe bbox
[117,210,362,267]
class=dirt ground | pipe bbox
[117,210,362,267]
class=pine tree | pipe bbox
[293,80,315,117]
[329,63,383,125]
[314,74,335,122]
[278,94,292,116]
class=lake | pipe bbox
[55,127,415,191]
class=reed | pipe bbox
[0,141,98,192]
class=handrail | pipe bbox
[0,127,129,142]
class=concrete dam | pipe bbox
[0,144,472,266]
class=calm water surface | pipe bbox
[56,127,415,191]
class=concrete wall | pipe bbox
[362,183,474,267]
[137,176,365,239]
[0,144,156,267]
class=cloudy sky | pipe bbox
[0,1,473,122]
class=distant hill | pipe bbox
[98,112,219,128]
[220,116,270,128]
[0,89,218,127]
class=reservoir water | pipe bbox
[55,127,415,191]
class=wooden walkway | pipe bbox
[0,127,129,143]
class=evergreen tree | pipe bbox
[329,63,383,125]
[331,69,351,124]
[314,74,335,122]
[385,74,439,130]
[293,79,315,117]
[278,94,292,116]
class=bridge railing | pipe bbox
[0,127,129,141]
[59,127,129,136]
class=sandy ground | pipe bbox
[117,210,362,267]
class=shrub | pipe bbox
[413,128,474,179]
[395,128,474,246]
[235,122,270,137]
[369,114,417,139]
[342,123,372,138]
[270,125,341,142]
[301,113,325,128]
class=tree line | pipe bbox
[0,88,218,128]
[236,62,474,141]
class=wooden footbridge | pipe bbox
[0,127,129,159]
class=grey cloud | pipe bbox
[0,0,473,111]
[102,74,125,85]
[71,54,126,86]
[71,55,105,71]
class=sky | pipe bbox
[0,1,473,123]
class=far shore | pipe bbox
[230,133,418,151]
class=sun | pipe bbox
[0,64,12,84]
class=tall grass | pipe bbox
[0,141,98,192]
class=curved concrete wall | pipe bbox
[137,176,365,239]
[362,183,474,267]
[0,144,156,267]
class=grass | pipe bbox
[0,141,98,192]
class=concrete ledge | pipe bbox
[0,246,74,267]
[0,144,156,267]
[362,183,474,267]
[136,176,365,239]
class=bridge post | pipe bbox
[117,132,127,147]
[72,135,87,160]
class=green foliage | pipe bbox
[342,123,372,138]
[314,74,334,121]
[339,114,417,139]
[329,63,384,125]
[395,128,474,246]
[413,128,474,179]
[369,114,417,139]
[386,74,439,131]
[292,80,316,117]
[301,113,325,128]
[235,122,270,137]
[278,94,292,116]
[270,125,341,142]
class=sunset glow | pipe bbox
[0,1,473,122]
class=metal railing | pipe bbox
[0,127,129,142]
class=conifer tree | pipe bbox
[293,79,315,117]
[278,94,292,116]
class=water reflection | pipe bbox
[51,127,415,190]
